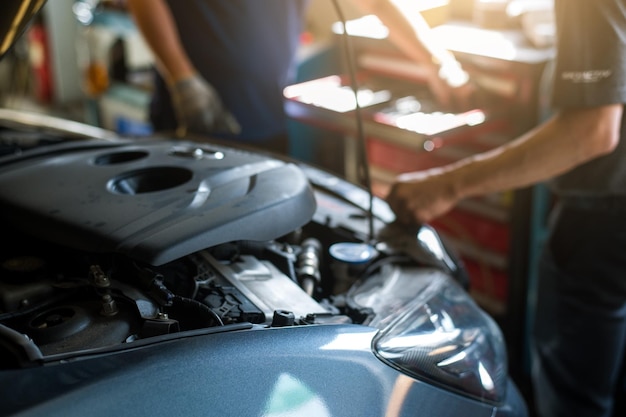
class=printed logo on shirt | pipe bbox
[561,70,612,83]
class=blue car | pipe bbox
[0,2,527,416]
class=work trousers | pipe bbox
[532,201,626,417]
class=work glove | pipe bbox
[169,74,241,137]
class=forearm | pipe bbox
[448,105,623,200]
[126,0,194,84]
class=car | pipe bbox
[0,1,528,416]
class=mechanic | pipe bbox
[126,0,472,155]
[385,1,626,416]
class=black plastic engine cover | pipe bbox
[0,139,316,265]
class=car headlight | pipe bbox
[350,266,507,404]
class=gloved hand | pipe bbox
[169,74,241,137]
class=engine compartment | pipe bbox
[0,197,390,360]
[0,231,352,357]
[0,116,467,367]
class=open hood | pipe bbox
[0,0,47,59]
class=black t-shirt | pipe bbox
[550,0,626,196]
[151,0,309,143]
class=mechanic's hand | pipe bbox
[385,168,460,225]
[170,74,241,137]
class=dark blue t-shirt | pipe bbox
[550,0,626,196]
[151,0,309,143]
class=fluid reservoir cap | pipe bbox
[329,242,378,264]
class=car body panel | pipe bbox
[3,324,517,417]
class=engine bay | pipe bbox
[0,115,467,366]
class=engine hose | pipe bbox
[166,295,223,329]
